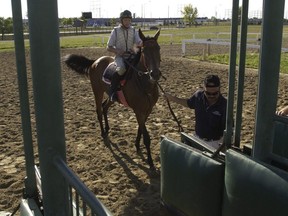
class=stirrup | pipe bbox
[110,92,118,102]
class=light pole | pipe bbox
[141,2,148,29]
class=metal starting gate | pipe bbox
[11,0,112,215]
[160,0,288,215]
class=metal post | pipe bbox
[253,0,285,161]
[11,0,37,198]
[223,0,239,147]
[234,0,249,147]
[26,0,69,215]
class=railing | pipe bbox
[54,156,112,216]
[181,38,288,57]
[35,157,113,216]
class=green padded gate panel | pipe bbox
[273,120,288,159]
[160,137,225,216]
[222,150,288,216]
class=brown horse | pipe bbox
[63,29,161,169]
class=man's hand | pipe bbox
[276,106,288,116]
[163,92,173,101]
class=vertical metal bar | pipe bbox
[26,0,69,215]
[76,193,80,216]
[11,0,37,198]
[83,201,87,216]
[234,0,249,147]
[253,0,285,161]
[69,186,73,215]
[53,156,112,215]
[224,0,239,147]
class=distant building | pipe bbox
[73,19,84,27]
[194,17,208,25]
[85,17,183,27]
[82,12,92,19]
[247,18,262,25]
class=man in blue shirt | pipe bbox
[164,75,227,148]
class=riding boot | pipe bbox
[109,72,121,102]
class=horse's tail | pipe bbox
[63,54,95,75]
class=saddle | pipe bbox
[102,52,140,106]
[102,51,140,84]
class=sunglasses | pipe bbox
[205,91,219,96]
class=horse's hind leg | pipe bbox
[102,98,113,136]
[95,106,106,138]
[94,93,109,138]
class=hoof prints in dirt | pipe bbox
[1,45,288,215]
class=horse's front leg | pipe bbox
[135,127,142,152]
[135,114,154,170]
[142,125,154,170]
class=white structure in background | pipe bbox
[90,0,101,18]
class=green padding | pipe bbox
[273,121,288,159]
[160,137,224,216]
[223,150,288,216]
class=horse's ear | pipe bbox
[138,28,145,41]
[154,29,160,41]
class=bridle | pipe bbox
[123,39,161,79]
[141,39,161,79]
[123,38,183,132]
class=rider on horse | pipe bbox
[106,10,143,102]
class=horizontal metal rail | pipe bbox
[181,38,288,56]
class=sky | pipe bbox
[1,0,287,19]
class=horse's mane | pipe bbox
[133,49,141,65]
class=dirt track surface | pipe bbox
[1,44,288,215]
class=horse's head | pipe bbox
[139,29,161,81]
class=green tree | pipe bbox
[58,18,74,30]
[181,4,198,27]
[210,16,219,26]
[110,18,116,27]
[238,6,242,24]
[0,17,13,40]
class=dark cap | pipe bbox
[120,10,132,20]
[204,75,220,87]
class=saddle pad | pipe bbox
[102,62,129,107]
[102,62,117,84]
[117,91,129,107]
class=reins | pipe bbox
[122,37,184,132]
[123,49,184,132]
[123,57,150,77]
[156,81,184,132]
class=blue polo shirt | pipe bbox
[187,90,227,140]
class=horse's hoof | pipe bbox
[148,166,159,177]
[103,137,111,148]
